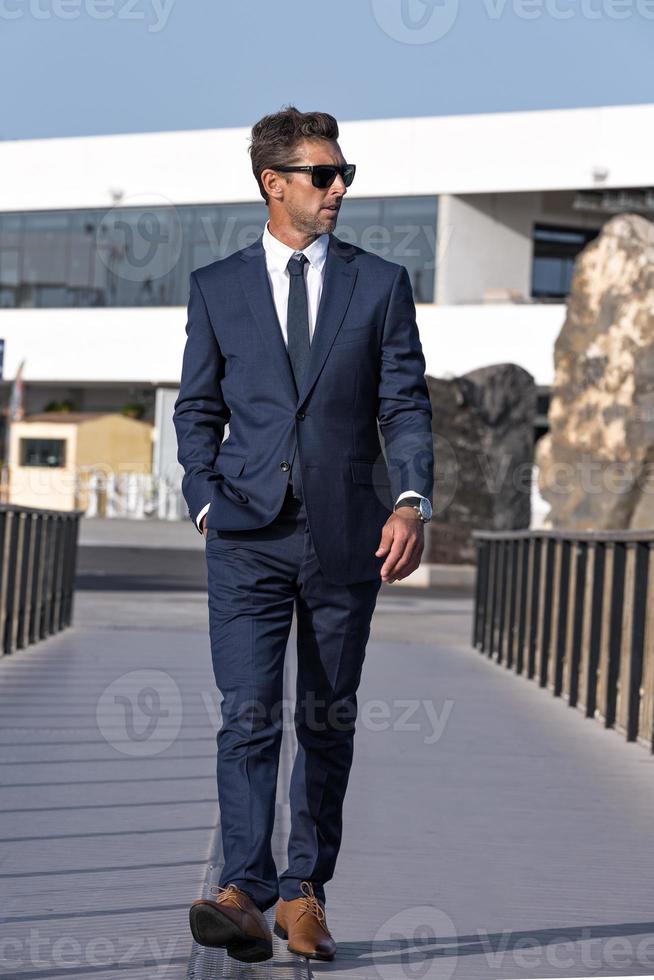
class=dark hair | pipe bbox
[249,105,340,203]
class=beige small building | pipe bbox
[7,412,153,512]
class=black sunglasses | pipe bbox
[274,163,356,189]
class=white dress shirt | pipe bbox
[196,221,427,530]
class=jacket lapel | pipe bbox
[237,232,358,407]
[238,237,298,402]
[297,235,358,407]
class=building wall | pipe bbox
[154,387,185,487]
[417,302,565,386]
[8,421,78,510]
[8,415,153,511]
[75,415,152,475]
[437,192,537,304]
[0,301,567,388]
[0,308,185,383]
[437,189,619,305]
[1,103,653,212]
[0,382,156,420]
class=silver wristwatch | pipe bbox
[393,495,432,523]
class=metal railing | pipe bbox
[472,529,654,753]
[0,505,82,657]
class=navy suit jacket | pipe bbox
[173,232,434,584]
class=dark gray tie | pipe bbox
[286,252,310,500]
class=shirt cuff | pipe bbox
[198,493,425,527]
[196,502,211,532]
[394,490,428,508]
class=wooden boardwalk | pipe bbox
[1,556,654,979]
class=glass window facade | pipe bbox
[0,196,438,309]
[531,223,600,299]
[20,438,66,468]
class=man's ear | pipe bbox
[261,168,285,202]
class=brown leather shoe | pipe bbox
[189,883,273,963]
[273,880,336,961]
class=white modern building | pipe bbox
[0,102,653,492]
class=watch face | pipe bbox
[420,498,433,520]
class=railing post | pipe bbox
[18,513,37,650]
[639,543,654,752]
[535,537,556,688]
[50,515,65,634]
[495,539,508,664]
[31,514,46,644]
[483,539,498,656]
[515,538,529,674]
[6,512,26,656]
[597,542,626,729]
[564,541,587,708]
[2,511,19,655]
[581,541,605,720]
[516,537,530,676]
[616,541,648,741]
[60,514,80,629]
[550,538,571,697]
[0,512,8,658]
[40,515,55,639]
[526,536,541,679]
[472,537,485,648]
[504,538,517,669]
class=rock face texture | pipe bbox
[426,364,535,564]
[536,214,654,530]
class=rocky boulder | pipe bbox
[427,364,536,563]
[536,213,654,529]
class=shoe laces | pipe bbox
[208,882,246,911]
[298,880,329,930]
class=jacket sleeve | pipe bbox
[172,271,230,526]
[377,264,434,504]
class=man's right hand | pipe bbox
[201,516,208,538]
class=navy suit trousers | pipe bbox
[205,482,382,911]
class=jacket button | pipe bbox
[296,410,305,420]
[280,460,290,471]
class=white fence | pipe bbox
[83,472,184,521]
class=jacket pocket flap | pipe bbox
[216,453,246,477]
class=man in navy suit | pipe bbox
[174,106,433,964]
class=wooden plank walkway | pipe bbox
[1,576,654,979]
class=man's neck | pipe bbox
[266,219,321,252]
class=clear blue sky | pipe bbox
[1,0,652,140]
